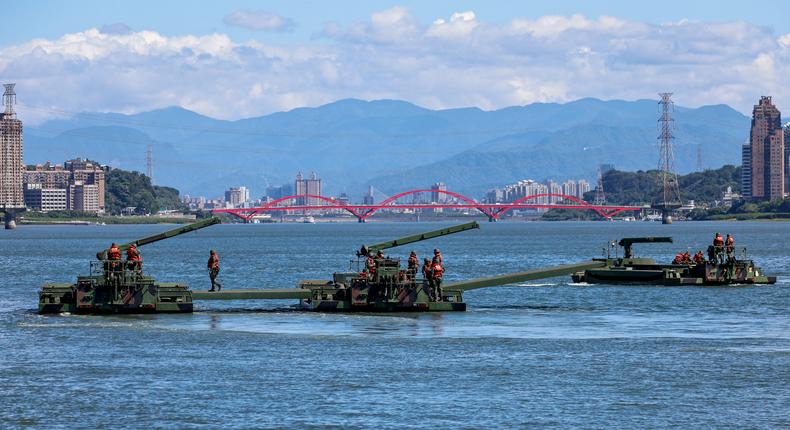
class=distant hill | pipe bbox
[25,98,750,199]
[597,165,741,205]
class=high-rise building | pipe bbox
[362,185,375,205]
[430,182,447,203]
[784,125,790,193]
[224,186,250,207]
[295,172,322,206]
[24,158,106,212]
[741,143,752,200]
[24,183,67,211]
[547,180,562,203]
[749,96,784,200]
[69,182,100,212]
[0,83,23,211]
[577,180,591,199]
[561,180,578,199]
[485,188,503,204]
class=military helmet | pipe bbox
[434,248,440,254]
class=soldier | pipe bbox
[365,254,378,280]
[107,242,121,261]
[407,251,418,278]
[126,243,142,272]
[422,257,434,300]
[713,232,724,264]
[725,234,735,262]
[707,245,716,263]
[693,250,705,265]
[99,242,122,287]
[432,258,444,302]
[432,248,443,266]
[207,250,223,292]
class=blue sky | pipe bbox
[4,0,790,47]
[2,1,789,121]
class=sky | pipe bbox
[2,0,790,123]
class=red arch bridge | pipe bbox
[212,189,643,222]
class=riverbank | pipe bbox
[18,216,198,225]
[697,212,790,221]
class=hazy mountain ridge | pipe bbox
[25,98,750,198]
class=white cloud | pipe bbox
[223,10,296,32]
[427,11,479,39]
[2,9,789,124]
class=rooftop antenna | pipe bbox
[3,83,16,117]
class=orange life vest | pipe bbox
[126,247,141,261]
[366,257,377,274]
[108,246,121,260]
[432,263,443,279]
[208,254,219,269]
[714,235,724,246]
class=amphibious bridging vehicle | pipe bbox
[38,218,221,314]
[570,236,776,286]
[39,220,604,314]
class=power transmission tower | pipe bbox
[146,144,153,184]
[594,166,606,205]
[652,92,682,224]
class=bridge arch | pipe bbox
[493,193,613,219]
[213,194,365,220]
[362,189,496,220]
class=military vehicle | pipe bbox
[39,220,603,314]
[190,221,604,312]
[38,218,221,314]
[570,236,776,285]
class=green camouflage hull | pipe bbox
[39,279,194,314]
[571,258,776,286]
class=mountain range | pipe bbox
[24,98,750,199]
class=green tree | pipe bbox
[105,169,187,215]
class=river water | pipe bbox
[1,221,789,429]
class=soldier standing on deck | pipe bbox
[126,243,142,272]
[207,250,223,292]
[725,234,735,262]
[431,258,444,302]
[407,251,418,279]
[431,249,444,301]
[713,232,725,264]
[422,258,434,300]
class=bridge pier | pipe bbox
[357,217,366,223]
[488,215,497,222]
[661,209,673,224]
[3,208,23,230]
